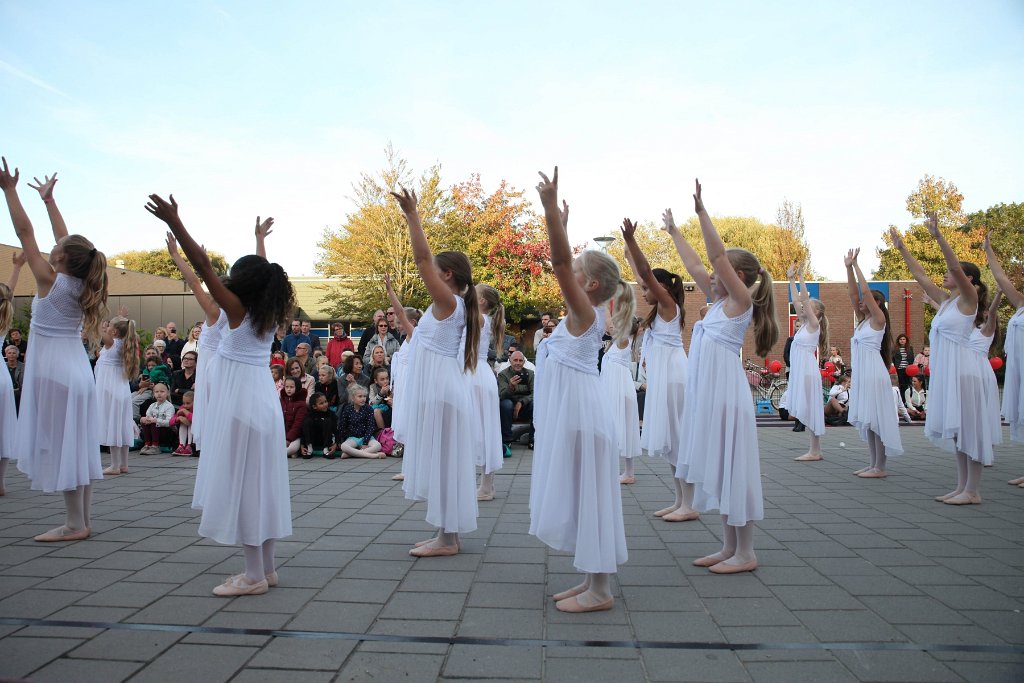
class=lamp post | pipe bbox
[593,236,615,253]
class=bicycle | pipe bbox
[744,360,788,410]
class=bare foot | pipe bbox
[934,490,962,502]
[662,508,700,522]
[654,504,680,518]
[619,475,636,485]
[794,453,823,462]
[553,581,590,601]
[1008,476,1024,485]
[693,551,733,567]
[857,469,887,478]
[943,492,982,505]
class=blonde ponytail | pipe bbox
[477,284,506,358]
[113,317,140,380]
[609,280,637,344]
[726,249,779,358]
[0,284,13,338]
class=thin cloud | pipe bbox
[0,59,67,97]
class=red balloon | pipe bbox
[769,360,782,374]
[889,364,897,374]
[924,365,930,376]
[991,356,1004,371]
[905,364,920,377]
[824,361,836,373]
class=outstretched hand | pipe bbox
[165,232,184,262]
[390,187,418,216]
[560,199,569,229]
[27,173,58,201]
[383,272,395,292]
[116,303,129,317]
[786,262,797,279]
[255,216,274,239]
[0,157,19,191]
[11,251,27,268]
[536,167,558,208]
[145,194,180,225]
[620,217,638,241]
[844,248,860,268]
[888,227,906,251]
[693,178,705,214]
[924,211,940,238]
[661,208,677,233]
[983,231,992,253]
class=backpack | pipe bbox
[375,428,396,455]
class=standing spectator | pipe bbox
[280,319,308,357]
[497,351,534,455]
[4,328,26,362]
[325,322,354,368]
[181,323,201,359]
[171,350,197,406]
[361,319,401,364]
[384,305,405,343]
[892,333,915,399]
[356,310,386,358]
[5,344,24,412]
[271,322,286,355]
[164,322,185,359]
[300,320,321,352]
[533,312,553,350]
[914,345,930,374]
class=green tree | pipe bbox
[964,202,1024,281]
[110,248,229,279]
[905,174,965,226]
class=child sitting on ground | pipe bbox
[140,382,174,454]
[368,366,393,429]
[301,391,337,459]
[314,364,340,413]
[173,390,195,456]
[336,384,384,458]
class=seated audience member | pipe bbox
[338,354,369,398]
[361,320,401,365]
[286,357,316,398]
[270,350,287,367]
[181,323,201,359]
[295,342,315,374]
[385,306,405,343]
[914,345,930,373]
[826,346,845,377]
[497,351,534,454]
[5,344,24,412]
[314,364,341,412]
[271,364,285,393]
[153,326,168,343]
[336,383,385,458]
[495,343,536,372]
[140,382,174,454]
[280,376,307,458]
[325,322,355,368]
[301,391,337,459]
[4,329,27,362]
[892,386,913,424]
[905,375,927,420]
[824,373,851,424]
[301,320,322,352]
[170,350,197,406]
[356,310,386,358]
[173,390,195,455]
[361,345,391,384]
[163,321,186,359]
[368,366,393,429]
[152,338,175,371]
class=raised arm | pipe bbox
[981,289,1002,338]
[887,226,946,304]
[390,189,455,319]
[146,194,245,325]
[166,233,219,324]
[384,273,414,339]
[536,167,594,334]
[621,218,676,321]
[254,216,273,259]
[796,264,819,334]
[925,212,976,315]
[852,255,885,331]
[27,173,68,242]
[694,179,750,313]
[787,263,800,315]
[662,208,712,298]
[6,251,26,290]
[0,158,55,291]
[984,233,1024,309]
[844,249,863,316]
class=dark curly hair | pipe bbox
[643,268,685,333]
[222,255,296,334]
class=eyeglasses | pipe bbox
[386,311,395,316]
[167,328,176,333]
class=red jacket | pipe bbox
[280,386,308,442]
[325,336,355,368]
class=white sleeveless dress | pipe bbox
[926,297,989,462]
[639,306,687,466]
[600,338,640,459]
[677,301,762,526]
[787,325,825,436]
[15,273,102,492]
[965,327,1001,464]
[462,315,503,474]
[848,321,903,456]
[191,315,292,546]
[530,307,627,573]
[95,338,135,447]
[0,338,16,460]
[191,310,228,450]
[401,298,477,534]
[1002,307,1024,443]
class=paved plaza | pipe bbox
[0,425,1022,682]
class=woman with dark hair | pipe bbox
[892,334,915,399]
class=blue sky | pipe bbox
[2,1,1022,281]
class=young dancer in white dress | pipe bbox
[985,235,1024,486]
[147,194,294,596]
[621,218,693,521]
[889,213,986,504]
[471,285,505,502]
[675,180,778,575]
[391,188,479,558]
[967,293,1003,464]
[844,249,903,477]
[0,251,27,495]
[166,218,273,453]
[97,316,140,475]
[384,274,420,482]
[530,167,634,612]
[602,318,641,484]
[786,263,829,461]
[1,163,108,542]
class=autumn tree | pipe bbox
[110,248,229,280]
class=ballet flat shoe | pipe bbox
[662,510,700,522]
[213,576,268,597]
[943,493,982,505]
[1008,477,1024,485]
[476,492,495,501]
[709,559,758,574]
[34,526,90,542]
[391,473,405,481]
[552,585,588,601]
[265,571,278,587]
[555,596,614,613]
[693,554,729,567]
[794,454,822,462]
[103,467,121,475]
[857,470,888,478]
[409,543,459,558]
[619,476,636,485]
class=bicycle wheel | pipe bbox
[769,381,788,410]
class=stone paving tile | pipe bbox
[744,659,858,683]
[0,636,86,678]
[69,628,184,661]
[832,650,963,682]
[233,669,336,683]
[247,635,358,670]
[443,643,543,679]
[127,642,258,683]
[25,657,143,682]
[641,648,751,682]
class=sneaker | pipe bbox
[172,445,186,456]
[183,445,193,456]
